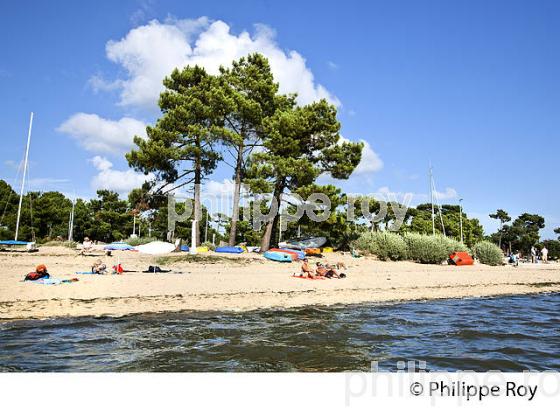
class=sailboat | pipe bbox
[429,164,446,237]
[0,112,37,251]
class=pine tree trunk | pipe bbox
[260,179,283,252]
[228,144,244,246]
[193,139,202,246]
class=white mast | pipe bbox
[429,164,435,235]
[459,198,464,243]
[15,112,33,241]
[429,164,446,237]
[68,198,75,242]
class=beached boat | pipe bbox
[278,236,327,250]
[215,246,244,254]
[104,242,135,251]
[135,241,176,255]
[263,251,293,263]
[269,248,303,260]
[304,247,321,256]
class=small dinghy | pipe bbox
[263,251,293,263]
[215,246,245,254]
[135,241,176,255]
[278,236,327,250]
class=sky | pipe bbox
[0,0,559,238]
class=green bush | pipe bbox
[39,240,77,249]
[473,241,503,266]
[404,233,449,264]
[352,231,408,261]
[404,234,470,264]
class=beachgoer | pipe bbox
[300,258,316,278]
[324,264,341,278]
[541,247,549,264]
[80,237,93,255]
[24,264,50,281]
[315,262,328,277]
[92,259,107,274]
[531,246,537,263]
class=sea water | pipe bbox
[1,293,559,372]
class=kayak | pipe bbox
[304,248,322,256]
[269,248,298,261]
[104,242,134,251]
[180,245,190,252]
[215,246,245,254]
[278,236,327,250]
[322,247,334,253]
[270,248,304,260]
[263,251,293,263]
[196,246,209,253]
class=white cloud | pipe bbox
[354,140,383,175]
[434,187,458,201]
[97,18,339,109]
[57,113,146,154]
[90,155,152,194]
[338,137,383,175]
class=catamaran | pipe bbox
[0,112,37,252]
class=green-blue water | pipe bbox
[1,293,559,372]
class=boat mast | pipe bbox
[429,164,435,235]
[15,112,33,241]
[68,198,75,242]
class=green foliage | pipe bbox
[200,241,216,251]
[404,233,449,264]
[352,231,408,261]
[490,212,545,254]
[473,241,504,266]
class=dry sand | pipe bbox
[1,246,559,320]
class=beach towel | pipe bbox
[292,275,325,280]
[33,278,78,285]
[76,271,99,275]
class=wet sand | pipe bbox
[1,246,559,320]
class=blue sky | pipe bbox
[1,0,558,238]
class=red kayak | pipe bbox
[269,248,298,261]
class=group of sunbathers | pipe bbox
[298,258,347,279]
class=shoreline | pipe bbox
[1,247,559,321]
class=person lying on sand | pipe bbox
[315,262,328,277]
[24,264,50,281]
[299,258,316,278]
[316,262,346,279]
[92,259,107,274]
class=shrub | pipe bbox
[404,234,471,264]
[352,231,408,261]
[473,241,503,266]
[404,233,449,264]
[39,240,77,249]
[201,241,216,251]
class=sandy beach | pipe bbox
[1,246,559,320]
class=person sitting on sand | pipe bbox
[79,237,94,256]
[299,258,316,278]
[92,259,107,274]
